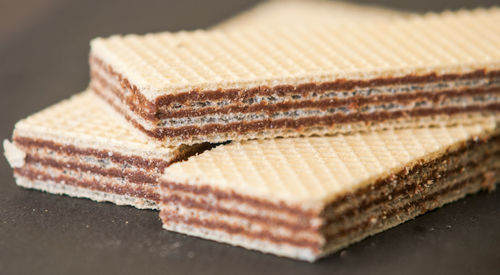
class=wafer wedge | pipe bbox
[160,119,500,261]
[90,8,500,146]
[3,91,210,209]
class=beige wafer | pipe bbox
[3,91,209,209]
[215,0,409,29]
[160,119,500,261]
[90,8,500,145]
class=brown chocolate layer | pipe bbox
[328,157,498,225]
[92,78,500,140]
[152,103,500,138]
[325,171,497,241]
[14,136,172,170]
[160,211,323,251]
[91,70,158,121]
[162,179,320,218]
[24,154,159,185]
[90,55,500,118]
[162,194,319,233]
[154,86,500,119]
[92,68,500,120]
[91,85,162,141]
[15,166,160,202]
[90,57,156,117]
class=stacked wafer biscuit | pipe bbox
[4,0,500,262]
[90,8,500,145]
[161,120,499,261]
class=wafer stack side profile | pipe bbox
[90,9,500,146]
[3,92,210,209]
[159,120,500,261]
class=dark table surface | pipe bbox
[1,1,500,274]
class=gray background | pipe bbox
[1,1,499,274]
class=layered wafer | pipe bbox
[3,91,210,210]
[159,119,500,261]
[90,8,500,146]
[216,0,409,30]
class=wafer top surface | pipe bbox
[91,8,500,99]
[163,119,497,206]
[14,91,179,156]
[215,0,408,29]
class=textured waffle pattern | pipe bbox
[216,0,408,29]
[14,91,177,156]
[91,8,500,98]
[164,118,497,204]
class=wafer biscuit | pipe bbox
[90,8,500,146]
[159,119,499,261]
[3,91,210,209]
[215,0,409,29]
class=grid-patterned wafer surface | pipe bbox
[216,0,408,29]
[14,91,177,156]
[91,8,500,98]
[164,118,497,205]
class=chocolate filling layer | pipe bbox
[162,194,319,233]
[92,80,500,140]
[91,71,158,121]
[160,211,323,251]
[92,68,500,121]
[14,136,172,170]
[325,172,496,241]
[154,86,500,119]
[162,179,320,218]
[24,154,159,185]
[151,103,500,138]
[15,166,160,201]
